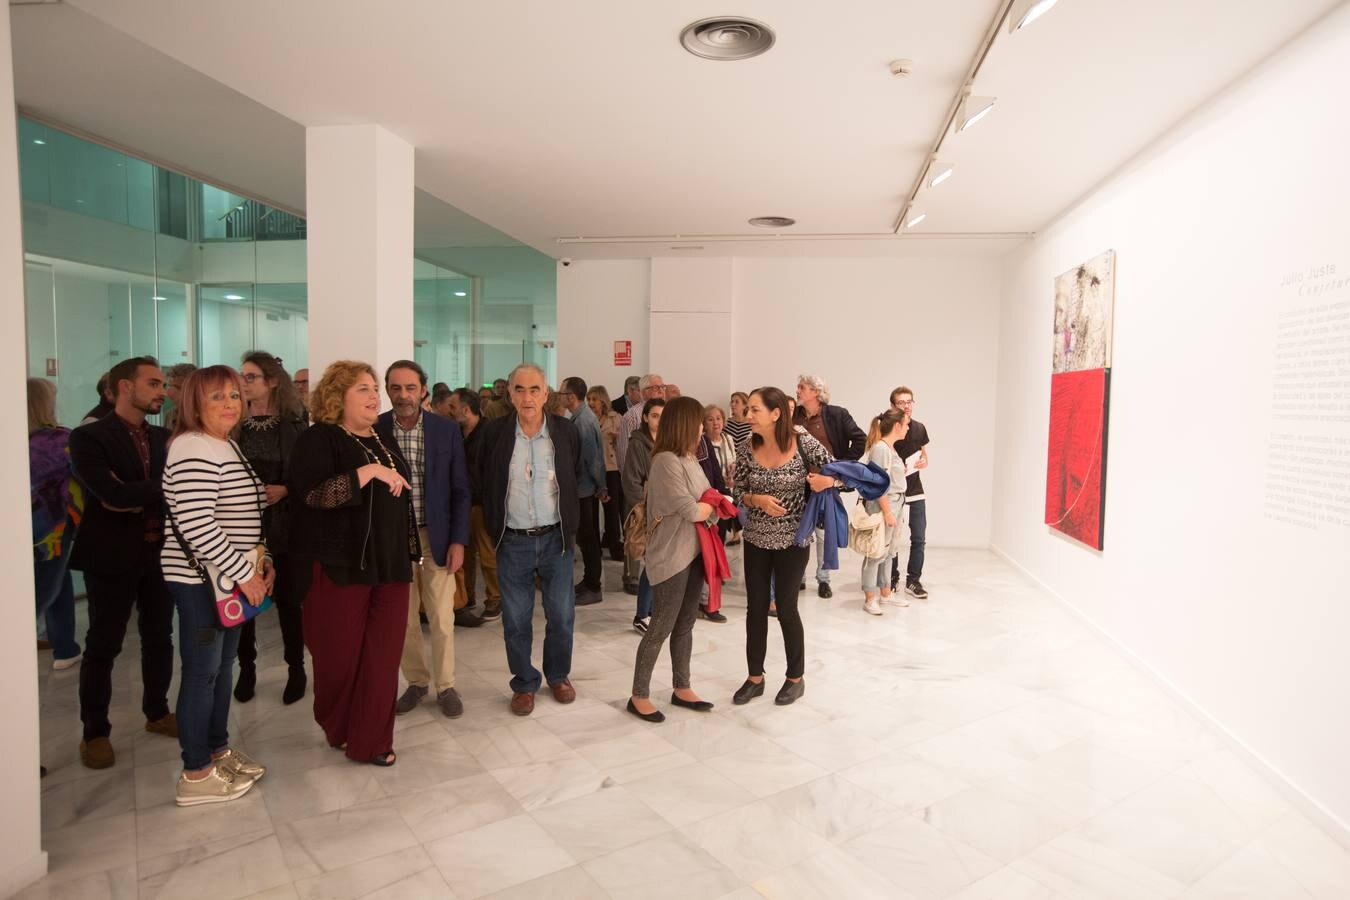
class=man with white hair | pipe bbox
[795,374,866,599]
[475,364,584,716]
[615,373,665,594]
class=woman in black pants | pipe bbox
[731,386,834,706]
[588,385,626,560]
[234,351,308,704]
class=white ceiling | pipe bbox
[13,0,1344,259]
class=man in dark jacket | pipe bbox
[451,388,503,622]
[378,361,472,719]
[477,364,583,716]
[68,356,175,769]
[795,374,866,599]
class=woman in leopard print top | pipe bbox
[730,386,835,707]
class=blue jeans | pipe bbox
[813,527,830,584]
[906,500,926,580]
[496,528,575,694]
[170,581,240,771]
[34,554,81,660]
[637,570,652,619]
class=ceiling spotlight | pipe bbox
[32,139,46,145]
[224,293,244,301]
[454,291,467,297]
[1008,0,1060,33]
[926,161,955,189]
[151,295,166,301]
[956,93,996,132]
[905,209,927,229]
[681,17,775,61]
[748,216,796,228]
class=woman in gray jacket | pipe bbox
[627,397,716,722]
[621,398,664,631]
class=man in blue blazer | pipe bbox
[378,361,472,718]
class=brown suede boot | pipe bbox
[80,737,115,769]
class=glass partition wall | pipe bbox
[18,117,308,426]
[19,118,558,427]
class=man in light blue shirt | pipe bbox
[560,376,607,605]
[476,364,584,717]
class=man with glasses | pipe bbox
[889,386,930,600]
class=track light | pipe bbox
[1008,0,1060,33]
[905,208,927,229]
[926,161,955,188]
[956,93,996,132]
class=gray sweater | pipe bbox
[643,452,711,586]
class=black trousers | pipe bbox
[79,543,174,741]
[743,542,810,679]
[601,471,625,553]
[577,495,603,591]
[237,553,305,670]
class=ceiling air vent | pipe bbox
[681,18,775,61]
[748,216,795,228]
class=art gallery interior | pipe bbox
[3,1,1349,897]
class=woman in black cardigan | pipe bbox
[290,361,418,766]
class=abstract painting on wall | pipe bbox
[1044,250,1115,550]
[1052,249,1115,372]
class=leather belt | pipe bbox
[506,523,559,537]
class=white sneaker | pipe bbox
[176,764,255,807]
[881,592,910,607]
[53,654,82,671]
[863,597,883,616]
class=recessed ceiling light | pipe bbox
[224,293,244,301]
[926,162,955,188]
[956,94,996,132]
[905,210,927,229]
[681,17,775,61]
[1008,0,1060,33]
[32,139,46,145]
[454,291,467,297]
[151,295,166,301]
[749,216,796,228]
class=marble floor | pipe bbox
[22,547,1350,899]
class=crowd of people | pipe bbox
[28,353,931,805]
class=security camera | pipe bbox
[561,257,573,267]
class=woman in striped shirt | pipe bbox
[162,366,272,807]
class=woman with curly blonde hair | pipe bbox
[289,361,419,766]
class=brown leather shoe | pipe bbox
[549,679,576,704]
[80,737,115,769]
[510,692,535,716]
[145,713,179,738]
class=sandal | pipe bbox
[370,751,397,767]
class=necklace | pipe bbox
[340,424,397,470]
[243,415,279,431]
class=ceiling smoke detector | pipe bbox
[681,17,776,61]
[748,216,796,228]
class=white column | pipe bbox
[305,125,414,386]
[0,6,49,895]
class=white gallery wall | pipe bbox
[991,4,1350,836]
[2,8,48,896]
[558,254,1003,548]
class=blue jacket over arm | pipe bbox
[378,410,470,567]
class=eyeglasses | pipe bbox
[241,373,261,383]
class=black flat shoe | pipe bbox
[670,693,714,712]
[775,679,805,706]
[626,698,665,723]
[233,665,256,703]
[733,679,765,705]
[817,583,833,599]
[282,665,307,705]
[700,607,728,623]
[370,751,397,766]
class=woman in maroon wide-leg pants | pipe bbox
[288,361,420,766]
[303,563,409,760]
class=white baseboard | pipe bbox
[991,544,1350,852]
[0,850,47,899]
